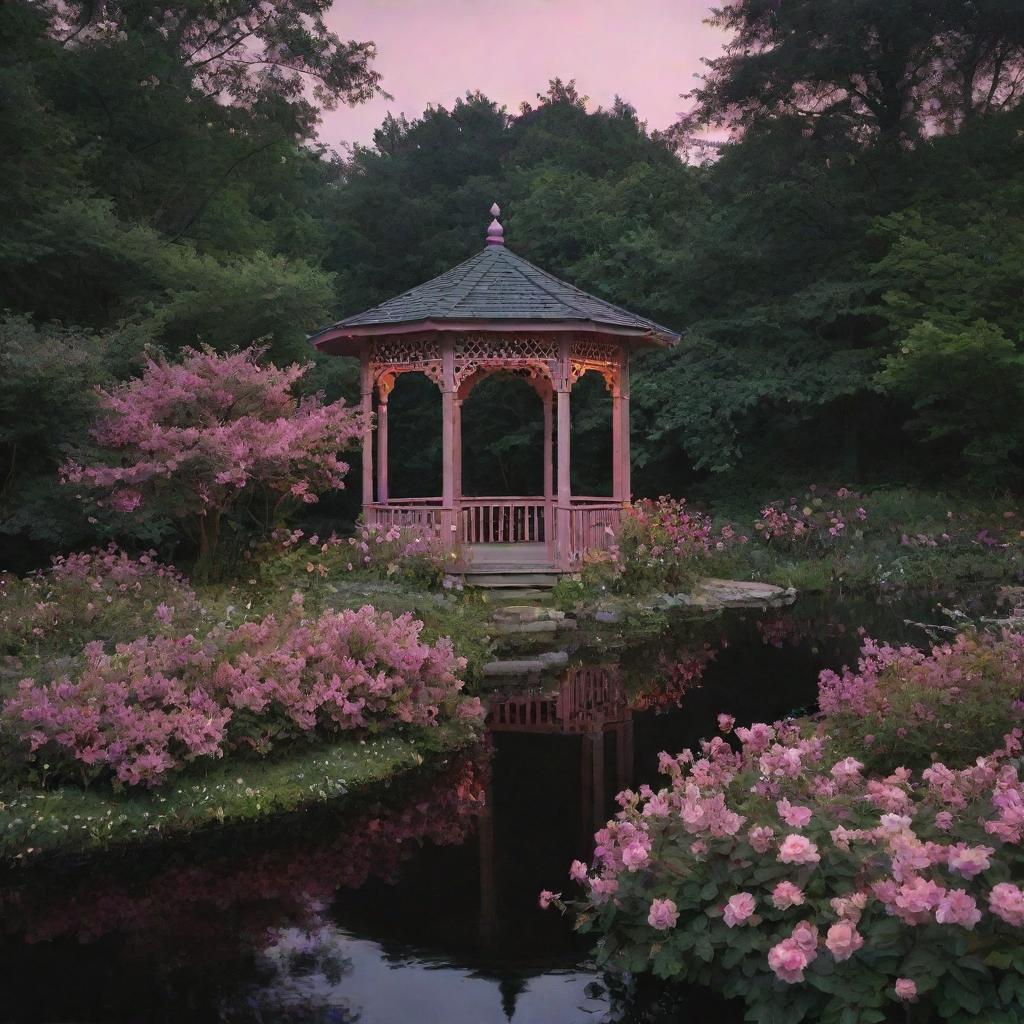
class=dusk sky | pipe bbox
[320,0,726,152]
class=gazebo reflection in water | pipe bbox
[478,665,633,942]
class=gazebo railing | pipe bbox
[568,501,622,559]
[459,497,548,544]
[366,499,443,534]
[365,495,624,563]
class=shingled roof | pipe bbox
[310,212,679,349]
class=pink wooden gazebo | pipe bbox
[310,205,678,573]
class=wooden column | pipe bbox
[612,378,623,502]
[618,349,631,504]
[543,387,554,560]
[454,396,463,539]
[376,392,388,504]
[441,337,456,549]
[556,338,572,568]
[359,347,374,522]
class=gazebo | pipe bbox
[310,205,679,574]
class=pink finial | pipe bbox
[486,202,504,246]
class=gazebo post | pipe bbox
[556,338,572,569]
[619,353,631,504]
[543,387,554,561]
[454,396,463,533]
[359,346,374,524]
[376,390,389,504]
[441,337,456,549]
[611,346,629,504]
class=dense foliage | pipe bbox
[549,633,1024,1023]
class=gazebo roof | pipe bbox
[310,207,679,350]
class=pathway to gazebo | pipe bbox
[310,205,679,578]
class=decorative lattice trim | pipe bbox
[453,335,559,389]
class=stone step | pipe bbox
[464,572,562,589]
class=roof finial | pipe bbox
[485,201,504,246]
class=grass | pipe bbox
[0,718,479,865]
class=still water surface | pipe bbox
[0,592,974,1022]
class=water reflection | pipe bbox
[0,594,956,1023]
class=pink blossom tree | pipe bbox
[62,347,367,576]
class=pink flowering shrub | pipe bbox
[754,485,869,553]
[1,596,481,788]
[0,545,202,657]
[819,630,1024,773]
[266,521,458,590]
[61,347,367,576]
[609,497,746,592]
[550,716,1024,1023]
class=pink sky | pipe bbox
[320,0,726,152]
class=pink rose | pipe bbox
[538,890,560,910]
[989,882,1024,926]
[825,920,864,961]
[894,978,918,1001]
[569,860,588,883]
[717,713,735,733]
[771,881,805,910]
[791,921,819,955]
[935,889,982,929]
[947,843,994,879]
[621,840,650,871]
[723,892,756,927]
[747,825,775,853]
[767,938,810,983]
[648,897,679,931]
[778,834,820,865]
[777,798,813,828]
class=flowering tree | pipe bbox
[62,347,367,576]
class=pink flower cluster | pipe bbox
[754,485,868,551]
[3,598,481,788]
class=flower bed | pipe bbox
[548,632,1024,1023]
[2,595,482,789]
[0,545,202,659]
[266,522,459,590]
[754,486,869,554]
[583,496,746,594]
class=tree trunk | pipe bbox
[194,509,221,581]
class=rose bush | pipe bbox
[2,595,482,788]
[550,704,1024,1021]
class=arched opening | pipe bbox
[384,371,442,499]
[460,372,545,496]
[570,370,613,497]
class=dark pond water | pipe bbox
[0,590,991,1023]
